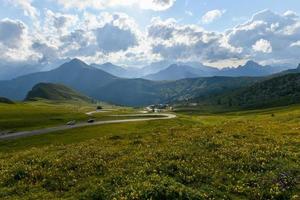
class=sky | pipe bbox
[0,0,300,70]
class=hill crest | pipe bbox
[24,82,93,102]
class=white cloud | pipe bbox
[95,24,138,53]
[202,9,225,24]
[1,8,300,68]
[252,39,272,53]
[0,18,26,48]
[44,9,78,35]
[290,40,300,47]
[55,0,104,10]
[7,0,39,18]
[55,0,176,11]
[226,9,300,64]
[48,12,141,61]
[0,18,38,62]
[148,17,240,62]
[283,10,298,18]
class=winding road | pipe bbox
[0,112,176,140]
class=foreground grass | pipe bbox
[0,105,299,199]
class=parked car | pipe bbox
[87,119,95,123]
[67,120,76,126]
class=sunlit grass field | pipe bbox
[0,103,299,199]
[0,101,134,133]
[0,101,92,132]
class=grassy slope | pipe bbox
[24,83,92,102]
[0,100,150,133]
[0,101,95,132]
[0,105,299,199]
[204,73,300,109]
[0,97,14,104]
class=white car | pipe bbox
[67,120,76,126]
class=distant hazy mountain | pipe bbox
[0,58,117,100]
[91,61,173,78]
[91,62,137,78]
[0,59,70,80]
[144,63,218,81]
[143,60,291,81]
[207,73,300,109]
[217,61,283,77]
[274,64,300,76]
[139,60,172,76]
[0,64,41,80]
[25,83,93,102]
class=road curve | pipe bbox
[0,113,176,140]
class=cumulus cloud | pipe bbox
[137,0,176,11]
[252,39,272,53]
[148,17,241,62]
[60,29,95,56]
[202,9,225,24]
[44,9,78,35]
[45,12,141,62]
[55,0,176,11]
[147,9,300,65]
[225,9,300,64]
[95,24,137,53]
[7,0,39,18]
[0,18,26,48]
[1,7,300,68]
[31,41,59,63]
[290,40,300,47]
[83,13,139,54]
[0,18,38,62]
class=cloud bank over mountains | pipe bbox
[1,0,300,69]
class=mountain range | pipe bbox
[1,59,295,81]
[143,63,218,81]
[142,61,292,81]
[90,60,294,81]
[91,63,137,78]
[0,58,263,106]
[91,60,173,78]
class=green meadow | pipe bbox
[0,102,299,199]
[0,101,136,133]
[0,101,92,132]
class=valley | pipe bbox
[1,2,300,199]
[0,59,299,199]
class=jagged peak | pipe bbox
[68,58,88,66]
[58,58,91,71]
[102,62,114,66]
[244,60,260,66]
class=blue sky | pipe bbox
[0,0,300,70]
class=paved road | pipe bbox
[85,109,117,115]
[0,113,176,140]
